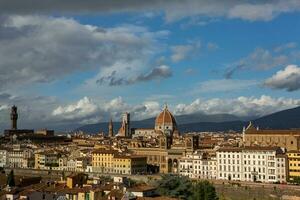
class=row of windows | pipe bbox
[288,153,300,157]
[219,173,280,180]
[289,158,300,161]
[218,153,278,160]
[289,163,300,167]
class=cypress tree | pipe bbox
[7,170,15,187]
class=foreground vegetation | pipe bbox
[155,174,218,200]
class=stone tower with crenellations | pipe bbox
[10,105,18,130]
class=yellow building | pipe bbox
[91,149,147,174]
[287,151,300,180]
[113,155,147,175]
[92,149,117,173]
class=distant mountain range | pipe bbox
[74,106,300,134]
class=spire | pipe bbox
[108,117,114,137]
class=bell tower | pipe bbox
[108,118,114,137]
[11,105,18,130]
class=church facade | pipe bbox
[243,122,300,151]
[128,106,199,173]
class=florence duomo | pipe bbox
[1,1,300,200]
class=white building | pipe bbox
[179,151,217,179]
[0,149,8,167]
[66,159,76,171]
[216,147,287,183]
[75,157,88,172]
[208,157,217,179]
[8,148,33,168]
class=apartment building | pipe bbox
[0,149,8,167]
[34,151,60,169]
[216,147,287,183]
[287,151,300,181]
[179,151,217,179]
[92,149,147,174]
[92,149,117,173]
[8,148,33,168]
[113,155,147,175]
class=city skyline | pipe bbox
[0,1,300,130]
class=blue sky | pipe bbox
[37,12,300,100]
[0,1,300,130]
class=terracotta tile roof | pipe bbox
[155,107,177,127]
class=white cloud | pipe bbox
[170,40,204,62]
[171,45,194,62]
[51,96,162,124]
[175,95,300,117]
[1,93,299,130]
[0,15,169,90]
[52,97,98,120]
[52,94,300,126]
[264,65,300,91]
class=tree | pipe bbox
[156,174,193,200]
[7,170,15,187]
[189,180,218,200]
[156,175,218,200]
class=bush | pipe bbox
[156,174,193,200]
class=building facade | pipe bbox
[287,151,300,181]
[217,147,287,183]
[118,112,130,137]
[91,149,147,175]
[179,152,217,179]
[0,149,8,167]
[243,122,300,151]
[34,152,59,169]
[8,148,33,168]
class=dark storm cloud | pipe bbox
[1,1,300,22]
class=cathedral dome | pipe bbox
[155,106,177,130]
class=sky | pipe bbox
[0,0,300,131]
